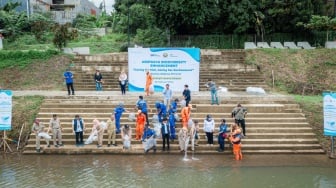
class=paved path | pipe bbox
[12,90,292,99]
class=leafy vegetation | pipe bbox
[10,96,44,146]
[0,49,59,69]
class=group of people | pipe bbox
[63,69,129,95]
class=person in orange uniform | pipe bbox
[181,104,192,128]
[145,71,153,96]
[135,110,146,140]
[229,124,243,160]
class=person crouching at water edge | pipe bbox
[229,124,243,160]
[121,124,132,150]
[32,119,51,153]
[85,119,105,148]
[142,125,157,153]
[178,127,190,152]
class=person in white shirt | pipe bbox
[162,84,173,108]
[203,114,215,146]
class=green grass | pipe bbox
[10,96,44,142]
[292,94,322,105]
[0,49,59,69]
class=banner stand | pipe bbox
[0,131,12,153]
[330,136,336,159]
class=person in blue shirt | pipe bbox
[217,119,228,152]
[114,103,129,134]
[170,98,179,112]
[168,108,176,141]
[63,68,75,95]
[155,101,167,123]
[142,125,157,153]
[136,96,149,125]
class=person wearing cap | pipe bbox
[181,104,192,128]
[217,119,229,152]
[47,114,63,148]
[114,103,129,134]
[136,96,149,125]
[121,124,132,150]
[204,114,215,146]
[63,68,75,95]
[72,115,85,146]
[168,108,177,141]
[162,84,173,108]
[170,98,179,112]
[94,70,103,91]
[231,103,248,136]
[135,110,146,140]
[106,114,117,147]
[32,119,51,153]
[155,101,167,123]
[145,70,153,96]
[178,127,189,152]
[161,117,170,151]
[142,125,157,153]
[182,84,191,106]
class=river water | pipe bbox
[1,154,336,188]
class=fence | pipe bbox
[170,32,336,49]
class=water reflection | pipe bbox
[1,154,336,187]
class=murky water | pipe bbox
[1,154,336,188]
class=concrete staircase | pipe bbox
[23,50,323,154]
[68,50,268,92]
[23,92,324,155]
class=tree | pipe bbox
[222,0,261,34]
[146,0,220,34]
[52,23,72,51]
[303,15,336,41]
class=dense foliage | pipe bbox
[0,0,335,48]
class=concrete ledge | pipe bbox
[63,47,90,55]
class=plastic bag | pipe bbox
[85,130,97,144]
[153,122,162,139]
[246,87,266,94]
[218,86,228,93]
[123,135,131,149]
[100,121,107,130]
[188,118,193,128]
[143,136,156,151]
[149,84,154,94]
[174,113,180,121]
[152,114,159,123]
[128,113,136,121]
[180,100,186,108]
[37,132,51,139]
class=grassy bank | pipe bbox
[7,96,44,149]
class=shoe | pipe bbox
[58,143,64,147]
[107,144,111,147]
[47,145,50,148]
[195,144,199,146]
[97,145,102,148]
[144,149,148,154]
[210,144,214,147]
[217,149,224,152]
[54,145,58,148]
[112,144,117,146]
[207,144,210,146]
[36,149,40,153]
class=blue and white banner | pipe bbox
[0,90,12,131]
[323,92,336,136]
[128,48,200,92]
